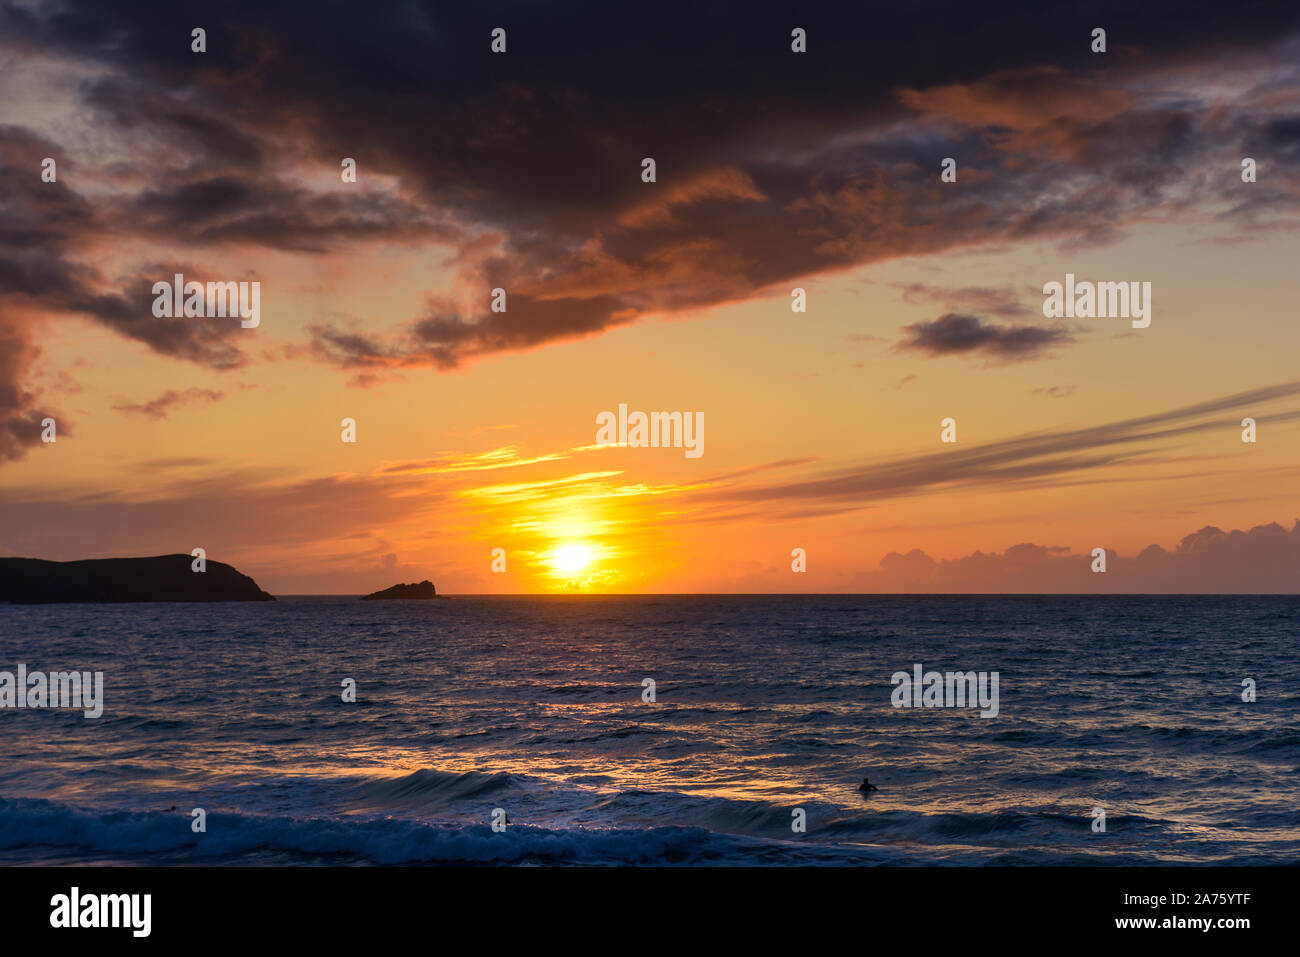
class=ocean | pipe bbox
[0,595,1296,866]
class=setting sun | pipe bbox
[550,544,593,576]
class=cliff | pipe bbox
[0,555,275,603]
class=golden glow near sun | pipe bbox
[491,507,629,589]
[550,544,593,576]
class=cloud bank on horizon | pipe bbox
[861,520,1300,594]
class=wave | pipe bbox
[0,796,884,866]
[1,775,1293,866]
[342,768,519,807]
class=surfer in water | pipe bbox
[858,776,878,793]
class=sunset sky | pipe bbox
[1,0,1299,593]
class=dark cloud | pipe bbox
[0,317,51,461]
[896,312,1073,359]
[128,177,461,253]
[0,129,255,454]
[1,0,1299,393]
[1264,114,1300,148]
[313,291,639,372]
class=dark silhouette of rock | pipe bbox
[360,580,440,600]
[0,555,275,603]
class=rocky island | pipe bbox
[0,555,275,603]
[360,580,441,600]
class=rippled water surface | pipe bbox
[1,595,1296,865]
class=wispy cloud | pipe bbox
[699,381,1300,511]
[113,387,225,420]
[377,447,570,476]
